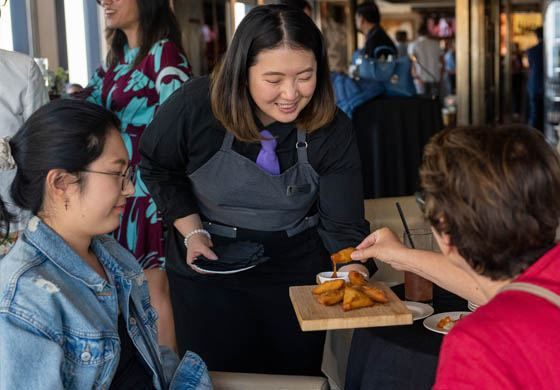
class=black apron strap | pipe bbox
[296,130,308,163]
[220,131,235,151]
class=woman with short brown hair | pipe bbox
[420,125,560,280]
[353,125,560,388]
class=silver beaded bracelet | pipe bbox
[183,228,211,248]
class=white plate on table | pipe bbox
[403,301,434,321]
[423,311,470,335]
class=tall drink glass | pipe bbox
[403,229,434,303]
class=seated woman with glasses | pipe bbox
[75,0,194,352]
[352,125,560,388]
[0,99,211,390]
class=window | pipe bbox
[64,0,88,86]
[0,1,13,51]
[234,2,253,30]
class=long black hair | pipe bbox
[0,99,121,237]
[104,0,184,69]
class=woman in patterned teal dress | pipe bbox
[78,0,192,352]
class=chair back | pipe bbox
[209,371,329,390]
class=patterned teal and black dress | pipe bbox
[81,40,192,269]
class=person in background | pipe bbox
[140,4,375,375]
[395,30,409,58]
[0,25,49,259]
[0,99,211,390]
[443,40,456,95]
[408,22,443,96]
[280,0,312,18]
[76,0,193,352]
[352,125,560,388]
[527,26,544,132]
[354,1,396,59]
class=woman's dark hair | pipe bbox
[210,4,336,143]
[0,196,11,239]
[0,99,121,236]
[104,0,184,69]
[420,125,560,280]
[355,2,380,25]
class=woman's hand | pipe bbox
[186,232,217,273]
[352,228,489,304]
[174,214,218,274]
[351,227,410,271]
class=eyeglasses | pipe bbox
[414,191,426,213]
[82,165,137,191]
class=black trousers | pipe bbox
[167,227,330,375]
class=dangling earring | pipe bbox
[65,199,69,211]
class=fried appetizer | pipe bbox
[316,289,345,306]
[359,285,389,303]
[348,271,367,286]
[342,286,374,311]
[312,279,345,295]
[437,314,466,330]
[330,247,356,264]
[437,316,454,330]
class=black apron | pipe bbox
[167,130,330,375]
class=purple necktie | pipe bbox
[256,130,280,175]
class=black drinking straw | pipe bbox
[396,202,415,249]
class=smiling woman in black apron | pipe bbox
[139,4,376,375]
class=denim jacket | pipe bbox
[0,217,212,390]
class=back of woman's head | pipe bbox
[0,99,120,235]
[211,4,335,142]
[106,0,183,69]
[420,125,560,280]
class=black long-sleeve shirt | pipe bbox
[139,76,375,275]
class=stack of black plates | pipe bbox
[192,241,270,274]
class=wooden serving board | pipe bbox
[289,281,412,331]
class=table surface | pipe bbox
[333,284,467,390]
[353,96,444,199]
